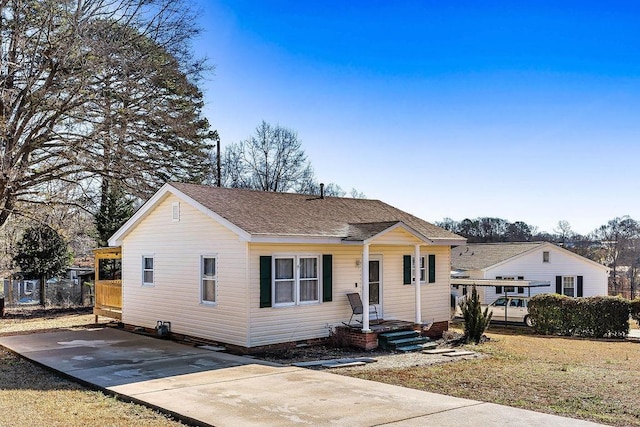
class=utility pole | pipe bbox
[213,130,221,187]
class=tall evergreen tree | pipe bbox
[14,225,71,306]
[95,182,135,247]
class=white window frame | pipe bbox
[411,255,426,284]
[201,255,217,305]
[543,251,550,263]
[142,255,154,286]
[563,276,575,297]
[272,254,321,307]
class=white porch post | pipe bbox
[415,244,422,324]
[362,243,371,332]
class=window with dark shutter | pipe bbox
[428,254,436,283]
[555,276,562,294]
[322,255,333,302]
[577,276,583,297]
[260,256,272,308]
[403,255,411,285]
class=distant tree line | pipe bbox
[437,216,640,299]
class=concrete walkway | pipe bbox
[0,328,604,427]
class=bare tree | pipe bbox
[221,121,314,192]
[0,0,213,229]
[592,216,639,295]
[554,220,574,246]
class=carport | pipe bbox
[451,278,551,324]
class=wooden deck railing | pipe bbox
[95,280,122,309]
[93,247,122,320]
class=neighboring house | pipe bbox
[107,183,465,352]
[451,242,609,305]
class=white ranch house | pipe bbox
[450,242,609,305]
[108,183,465,352]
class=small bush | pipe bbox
[529,294,630,338]
[460,285,492,344]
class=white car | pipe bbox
[486,296,534,327]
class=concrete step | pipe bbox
[378,331,419,348]
[387,336,430,349]
[420,342,438,351]
[378,330,419,340]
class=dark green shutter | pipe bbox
[555,276,562,294]
[322,254,333,302]
[259,256,272,308]
[428,254,436,283]
[403,255,412,284]
[577,276,583,297]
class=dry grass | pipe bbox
[0,311,184,427]
[2,311,638,426]
[340,326,640,426]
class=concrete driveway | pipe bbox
[0,327,604,427]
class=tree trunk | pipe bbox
[40,274,46,307]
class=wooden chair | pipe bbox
[345,292,379,326]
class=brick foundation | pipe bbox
[333,326,379,350]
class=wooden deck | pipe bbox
[93,247,122,322]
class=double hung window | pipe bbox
[201,256,217,304]
[563,276,575,297]
[274,255,320,306]
[411,256,426,283]
[142,255,154,285]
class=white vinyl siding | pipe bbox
[122,200,454,349]
[248,234,452,347]
[121,194,249,347]
[472,245,608,305]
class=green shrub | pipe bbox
[528,293,568,335]
[630,299,640,326]
[460,285,492,344]
[529,294,630,338]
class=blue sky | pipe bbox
[192,1,640,235]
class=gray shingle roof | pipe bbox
[169,183,464,242]
[451,242,545,270]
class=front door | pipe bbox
[369,257,382,319]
